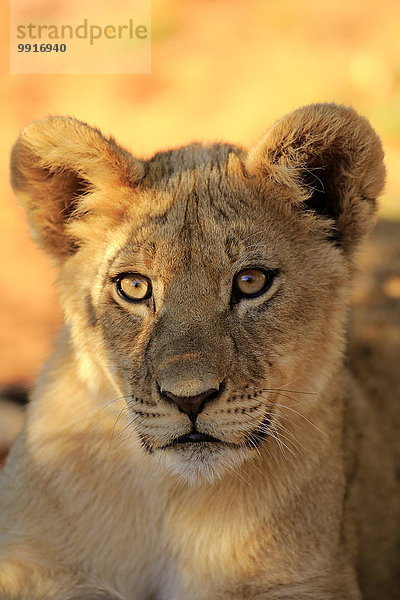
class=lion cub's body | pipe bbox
[0,104,399,599]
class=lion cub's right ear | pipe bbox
[10,117,144,262]
[245,104,386,253]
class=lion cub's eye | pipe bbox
[116,274,152,302]
[233,268,276,299]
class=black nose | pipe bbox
[160,386,221,422]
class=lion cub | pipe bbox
[0,104,399,599]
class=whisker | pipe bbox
[108,404,133,447]
[269,419,304,454]
[53,395,134,432]
[269,429,296,458]
[267,424,301,456]
[263,387,318,397]
[95,412,144,465]
[257,430,290,459]
[272,401,328,437]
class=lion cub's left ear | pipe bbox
[246,103,385,252]
[10,116,144,262]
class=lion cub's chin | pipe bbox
[153,443,251,486]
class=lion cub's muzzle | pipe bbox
[157,380,226,444]
[158,380,225,422]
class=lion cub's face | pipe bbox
[79,167,346,483]
[11,105,385,482]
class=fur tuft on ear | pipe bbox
[246,103,386,251]
[10,117,144,261]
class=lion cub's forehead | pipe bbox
[106,144,279,277]
[109,204,252,279]
[109,182,277,282]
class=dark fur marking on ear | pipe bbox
[302,189,342,245]
[300,164,343,245]
[47,169,91,222]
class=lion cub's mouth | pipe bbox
[163,429,223,449]
[159,412,272,451]
[176,431,220,444]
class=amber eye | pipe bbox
[233,268,276,299]
[116,274,152,302]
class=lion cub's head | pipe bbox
[10,104,385,483]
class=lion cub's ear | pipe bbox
[10,117,144,262]
[246,103,385,251]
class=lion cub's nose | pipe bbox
[161,387,220,422]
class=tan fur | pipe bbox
[0,104,398,599]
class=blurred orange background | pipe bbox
[1,0,400,386]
